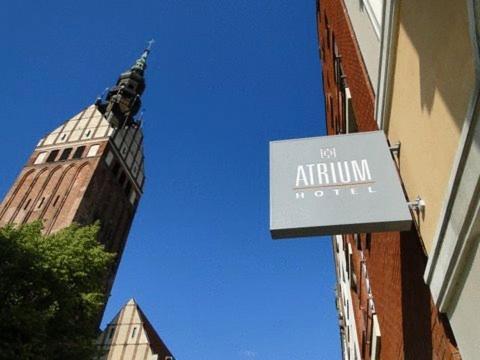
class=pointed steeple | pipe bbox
[97,40,154,129]
[131,49,149,73]
[131,39,154,74]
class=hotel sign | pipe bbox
[269,131,412,239]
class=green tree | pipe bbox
[0,221,115,360]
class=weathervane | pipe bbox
[146,38,155,52]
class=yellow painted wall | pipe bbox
[386,0,475,253]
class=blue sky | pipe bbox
[1,1,340,359]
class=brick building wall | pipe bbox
[317,0,460,358]
[317,0,376,135]
[0,105,143,300]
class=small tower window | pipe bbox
[129,190,137,206]
[59,148,72,161]
[108,326,115,339]
[111,162,120,177]
[85,130,91,138]
[46,150,59,163]
[131,327,137,338]
[104,151,114,166]
[72,146,86,159]
[23,199,31,210]
[37,197,45,209]
[124,181,132,196]
[52,195,60,207]
[118,171,126,187]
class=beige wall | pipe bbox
[386,0,475,253]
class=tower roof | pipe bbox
[96,41,154,129]
[131,39,154,74]
[96,298,174,359]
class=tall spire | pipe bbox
[131,39,154,74]
[96,41,154,129]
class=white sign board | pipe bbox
[269,131,412,238]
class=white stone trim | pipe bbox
[362,0,383,38]
[375,0,399,130]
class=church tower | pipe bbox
[0,45,151,296]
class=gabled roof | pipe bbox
[97,298,173,359]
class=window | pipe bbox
[46,150,59,163]
[334,43,342,86]
[129,190,137,206]
[345,88,358,133]
[104,151,114,166]
[131,327,137,338]
[329,95,334,130]
[354,233,362,250]
[23,199,31,210]
[34,152,47,165]
[361,328,367,358]
[348,243,353,280]
[59,148,72,161]
[346,299,349,320]
[366,233,372,251]
[118,171,126,187]
[108,326,115,339]
[370,314,381,360]
[52,195,60,207]
[87,144,100,157]
[111,162,120,177]
[351,271,357,292]
[325,14,330,49]
[37,197,45,209]
[124,181,132,196]
[335,115,340,134]
[72,146,86,159]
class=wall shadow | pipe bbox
[398,0,475,133]
[400,230,433,359]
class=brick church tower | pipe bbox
[0,46,150,296]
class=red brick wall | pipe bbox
[317,0,376,134]
[317,1,460,358]
[0,139,138,301]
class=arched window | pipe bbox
[72,146,86,159]
[59,148,72,161]
[46,150,59,163]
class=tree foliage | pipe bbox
[0,221,115,359]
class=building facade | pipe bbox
[95,299,174,360]
[317,0,480,358]
[0,48,148,301]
